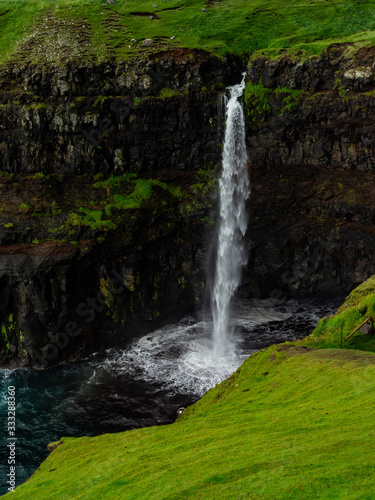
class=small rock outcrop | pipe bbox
[142,39,154,47]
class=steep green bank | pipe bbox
[299,275,375,351]
[6,343,375,499]
[6,278,375,498]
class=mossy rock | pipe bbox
[338,275,375,311]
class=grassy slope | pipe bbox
[299,275,375,352]
[5,345,375,499]
[2,0,375,65]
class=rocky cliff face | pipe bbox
[2,45,375,368]
[243,44,375,298]
[0,171,216,369]
[0,49,236,368]
[0,50,239,174]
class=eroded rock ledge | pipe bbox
[248,44,375,91]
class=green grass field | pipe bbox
[5,344,375,499]
[6,278,375,499]
[2,0,375,66]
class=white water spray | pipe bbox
[211,75,250,358]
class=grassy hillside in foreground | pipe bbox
[2,0,375,66]
[5,344,375,499]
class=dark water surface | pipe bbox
[0,297,340,495]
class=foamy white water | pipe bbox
[211,75,250,359]
[101,300,294,396]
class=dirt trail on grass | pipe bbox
[283,345,375,365]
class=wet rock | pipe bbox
[243,86,375,297]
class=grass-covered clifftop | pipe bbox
[2,0,375,66]
[6,277,375,498]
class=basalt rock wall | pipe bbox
[0,50,238,175]
[0,92,222,175]
[0,49,232,368]
[244,45,375,298]
[3,45,375,368]
[0,224,210,370]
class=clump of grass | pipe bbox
[64,209,116,232]
[179,166,218,218]
[104,178,182,215]
[274,87,305,115]
[244,81,272,125]
[339,275,375,310]
[92,172,136,191]
[158,87,186,99]
[17,202,31,213]
[244,82,309,127]
[189,166,217,198]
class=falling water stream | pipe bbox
[212,75,250,358]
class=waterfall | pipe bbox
[211,75,250,358]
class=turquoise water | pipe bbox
[0,355,193,495]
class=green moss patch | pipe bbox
[65,208,117,232]
[93,174,182,216]
[244,82,309,128]
[0,169,215,245]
